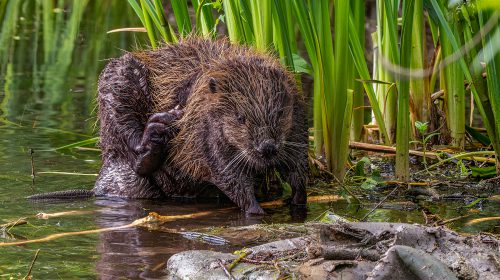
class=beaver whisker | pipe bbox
[234,149,249,172]
[277,149,294,166]
[222,150,245,174]
[283,141,308,148]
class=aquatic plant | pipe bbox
[123,0,500,179]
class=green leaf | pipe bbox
[465,125,492,146]
[127,0,145,26]
[477,0,500,10]
[423,132,440,143]
[291,53,312,75]
[54,137,99,150]
[470,165,496,178]
[361,178,379,190]
[456,160,469,177]
[464,198,484,208]
[415,121,428,134]
[354,157,370,177]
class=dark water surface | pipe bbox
[0,1,498,279]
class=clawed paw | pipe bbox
[138,108,183,150]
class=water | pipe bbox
[0,1,498,279]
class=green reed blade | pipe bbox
[350,0,365,142]
[272,0,295,70]
[291,0,322,154]
[192,0,216,36]
[395,0,415,181]
[331,0,351,178]
[479,10,500,171]
[140,0,157,48]
[127,0,146,26]
[54,137,100,150]
[249,0,272,50]
[348,15,390,145]
[171,0,192,35]
[409,0,429,127]
[429,0,497,154]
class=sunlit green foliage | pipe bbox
[3,0,498,179]
[125,0,500,178]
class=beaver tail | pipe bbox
[27,189,95,200]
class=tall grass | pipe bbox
[395,0,415,181]
[2,0,498,185]
[124,0,500,179]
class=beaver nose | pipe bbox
[258,139,277,158]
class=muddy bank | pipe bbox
[165,221,499,279]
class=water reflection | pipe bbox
[93,198,256,279]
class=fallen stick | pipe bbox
[23,249,40,280]
[36,210,94,219]
[349,142,439,159]
[0,195,344,247]
[0,211,214,247]
[228,250,251,270]
[361,185,400,222]
[260,194,341,207]
[217,259,236,280]
[1,219,28,229]
[464,216,500,226]
[350,141,496,164]
[384,180,439,186]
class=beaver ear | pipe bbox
[209,77,217,93]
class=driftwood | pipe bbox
[349,141,439,159]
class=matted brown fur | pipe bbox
[94,37,308,214]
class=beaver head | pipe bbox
[172,54,300,178]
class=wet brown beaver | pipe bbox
[36,38,308,214]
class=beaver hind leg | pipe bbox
[94,160,165,199]
[96,53,173,198]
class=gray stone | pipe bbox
[165,250,280,280]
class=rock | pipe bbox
[298,258,375,280]
[166,237,312,279]
[165,250,279,280]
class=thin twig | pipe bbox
[0,211,219,247]
[385,180,439,186]
[439,214,471,226]
[415,151,496,175]
[217,259,236,280]
[228,250,251,270]
[349,141,440,160]
[23,249,40,280]
[322,169,361,205]
[422,210,429,225]
[29,148,35,187]
[1,218,28,230]
[361,185,400,221]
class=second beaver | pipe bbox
[94,37,308,214]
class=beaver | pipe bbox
[33,37,308,214]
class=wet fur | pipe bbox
[94,37,308,213]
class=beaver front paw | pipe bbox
[134,110,183,175]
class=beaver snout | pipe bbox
[257,139,277,159]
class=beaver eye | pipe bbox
[237,115,246,124]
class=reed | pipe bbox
[116,0,500,179]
